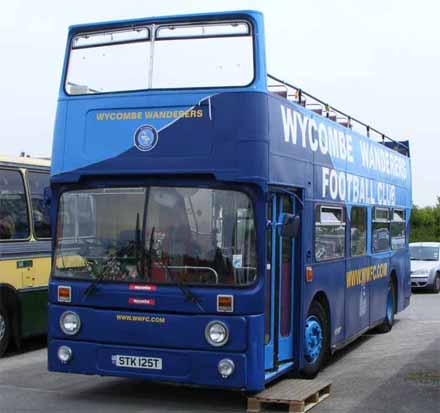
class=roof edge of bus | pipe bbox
[67,10,263,33]
[0,155,51,168]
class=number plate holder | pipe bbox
[112,355,162,370]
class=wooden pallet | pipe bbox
[247,379,332,413]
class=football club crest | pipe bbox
[133,125,158,152]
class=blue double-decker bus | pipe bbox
[47,11,412,391]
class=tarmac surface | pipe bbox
[0,292,438,412]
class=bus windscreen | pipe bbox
[53,187,257,286]
[65,21,254,95]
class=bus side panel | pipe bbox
[19,254,51,337]
[247,314,265,390]
[31,255,51,288]
[390,248,410,313]
[0,258,24,290]
[369,253,391,324]
[304,260,346,349]
[345,255,371,339]
[19,287,48,337]
[402,208,412,307]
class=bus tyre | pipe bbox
[377,281,395,333]
[301,301,330,379]
[0,305,11,357]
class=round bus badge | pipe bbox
[134,125,158,152]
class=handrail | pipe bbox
[155,264,219,284]
[267,74,409,156]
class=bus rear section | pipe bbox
[0,156,51,357]
[47,10,412,392]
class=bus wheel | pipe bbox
[0,305,11,357]
[377,281,395,333]
[301,301,329,379]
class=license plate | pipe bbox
[112,355,162,370]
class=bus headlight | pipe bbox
[57,345,73,364]
[60,311,81,335]
[205,321,229,347]
[218,359,235,378]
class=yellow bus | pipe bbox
[0,155,51,356]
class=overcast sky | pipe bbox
[1,0,439,206]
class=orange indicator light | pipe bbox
[217,295,234,312]
[58,286,71,303]
[306,266,313,283]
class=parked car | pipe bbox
[409,242,440,293]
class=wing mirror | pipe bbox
[279,213,300,238]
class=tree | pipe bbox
[410,197,440,242]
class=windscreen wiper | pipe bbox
[135,212,147,279]
[159,258,205,313]
[146,226,155,279]
[83,267,105,301]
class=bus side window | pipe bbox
[0,169,30,240]
[391,209,405,250]
[350,206,367,256]
[372,207,390,253]
[314,205,346,262]
[28,172,51,239]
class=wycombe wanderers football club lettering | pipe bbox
[95,109,204,121]
[280,105,408,206]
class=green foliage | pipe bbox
[410,197,440,242]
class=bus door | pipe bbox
[265,193,296,371]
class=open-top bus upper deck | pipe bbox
[51,10,411,210]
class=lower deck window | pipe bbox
[28,172,51,239]
[0,169,29,240]
[315,205,346,261]
[372,207,390,252]
[391,209,406,250]
[350,206,367,256]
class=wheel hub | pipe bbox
[386,289,394,322]
[304,315,323,364]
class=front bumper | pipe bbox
[48,339,261,391]
[411,277,430,288]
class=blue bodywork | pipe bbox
[48,10,412,391]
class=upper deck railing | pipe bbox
[267,74,409,157]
